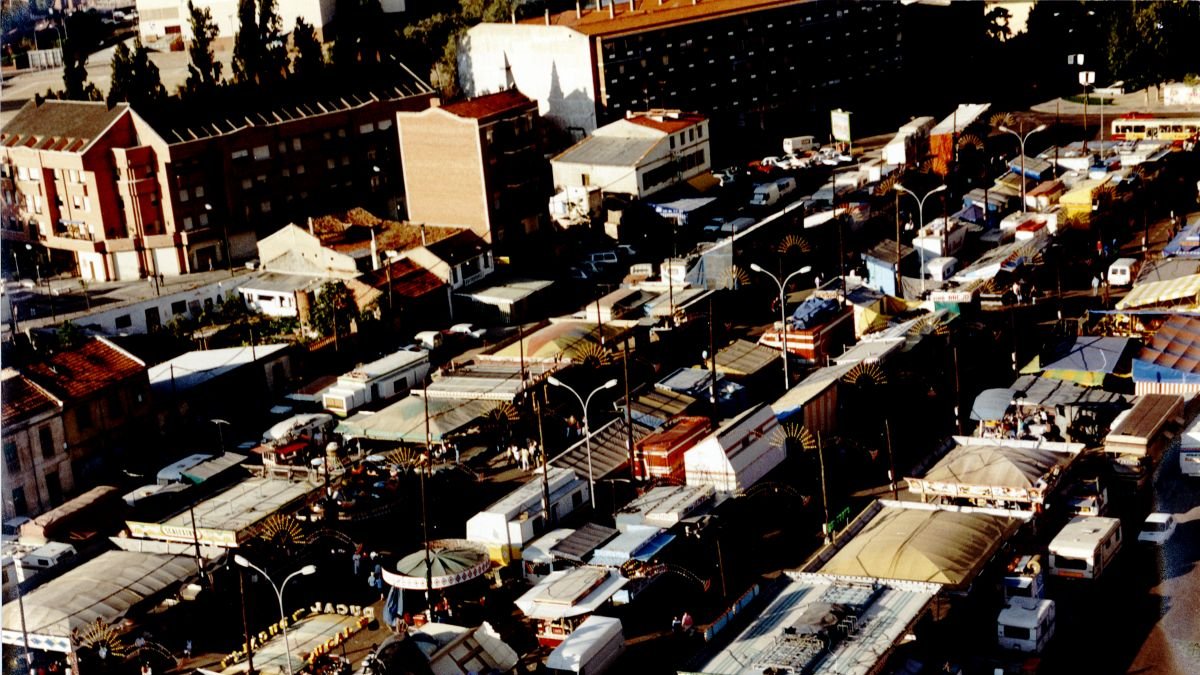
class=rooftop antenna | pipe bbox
[576,1,581,18]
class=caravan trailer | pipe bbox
[545,616,625,675]
[1047,516,1123,580]
[1180,415,1200,478]
[997,597,1057,653]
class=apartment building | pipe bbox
[397,89,549,248]
[459,0,902,135]
[2,370,69,520]
[1,74,435,282]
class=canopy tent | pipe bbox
[492,322,629,362]
[550,417,654,481]
[19,485,121,544]
[181,452,247,484]
[970,388,1018,421]
[1,551,194,652]
[336,397,494,444]
[381,540,490,591]
[707,339,780,378]
[818,503,1021,589]
[1134,314,1200,386]
[907,438,1081,505]
[514,567,629,621]
[1116,274,1200,310]
[1019,336,1132,386]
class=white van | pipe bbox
[1108,258,1140,286]
[1047,516,1122,580]
[546,615,625,675]
[750,177,797,207]
[997,597,1056,653]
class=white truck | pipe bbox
[782,135,818,155]
[750,177,798,207]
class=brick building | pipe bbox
[2,73,434,282]
[397,89,549,248]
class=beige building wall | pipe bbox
[397,108,491,242]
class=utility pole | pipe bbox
[884,418,898,500]
[623,340,636,483]
[238,567,257,675]
[816,431,831,544]
[708,295,719,424]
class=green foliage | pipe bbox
[56,321,84,350]
[258,0,289,85]
[184,1,223,97]
[332,0,387,70]
[290,17,325,80]
[309,281,359,337]
[230,0,287,86]
[107,39,167,109]
[231,0,259,84]
[984,5,1012,42]
[1106,1,1200,91]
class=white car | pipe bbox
[446,323,487,339]
[1138,512,1177,544]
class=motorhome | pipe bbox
[20,542,77,573]
[323,350,430,417]
[545,616,625,675]
[156,454,212,485]
[1001,554,1045,603]
[1047,516,1122,580]
[997,597,1057,654]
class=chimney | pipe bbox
[511,9,515,23]
[307,216,314,235]
[629,0,635,11]
[609,3,614,18]
[430,97,442,108]
[420,223,427,247]
[576,1,581,18]
[370,228,379,271]
[595,0,601,11]
[545,8,550,24]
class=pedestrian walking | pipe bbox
[519,446,530,471]
[353,549,363,576]
[367,571,377,592]
[183,639,192,659]
[1091,275,1100,296]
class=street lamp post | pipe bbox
[211,418,230,455]
[233,556,316,675]
[998,124,1047,207]
[894,184,948,295]
[548,376,618,508]
[749,263,811,389]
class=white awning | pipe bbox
[514,568,628,621]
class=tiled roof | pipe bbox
[1,100,128,153]
[25,338,146,402]
[626,111,706,134]
[1,369,61,426]
[441,89,535,120]
[525,0,804,37]
[361,258,447,299]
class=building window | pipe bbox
[377,120,392,131]
[241,178,253,190]
[359,123,375,134]
[194,186,205,198]
[278,141,287,154]
[45,471,62,507]
[293,138,302,151]
[82,197,91,211]
[179,189,189,203]
[231,149,249,160]
[183,216,193,229]
[296,164,306,175]
[11,486,27,517]
[337,129,347,138]
[669,136,675,150]
[17,167,29,180]
[261,200,272,213]
[252,145,270,161]
[72,195,82,209]
[4,441,19,472]
[326,159,336,170]
[115,314,132,329]
[39,426,54,459]
[581,173,590,186]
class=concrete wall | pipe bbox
[397,109,491,241]
[459,24,598,135]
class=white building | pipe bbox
[683,403,783,499]
[136,0,405,42]
[550,110,709,199]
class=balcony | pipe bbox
[54,221,96,241]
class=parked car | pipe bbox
[1138,513,1177,545]
[616,244,638,258]
[567,266,592,281]
[713,169,738,187]
[446,323,487,339]
[585,251,620,267]
[414,331,443,350]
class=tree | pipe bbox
[56,321,85,350]
[331,0,387,72]
[231,0,259,84]
[184,1,223,97]
[60,11,103,101]
[984,5,1012,42]
[257,0,288,85]
[107,38,166,109]
[290,17,325,80]
[1107,1,1200,92]
[309,281,359,338]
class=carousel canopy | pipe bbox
[382,540,490,591]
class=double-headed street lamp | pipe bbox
[894,183,948,294]
[749,263,811,389]
[998,124,1047,207]
[233,555,316,675]
[548,376,618,508]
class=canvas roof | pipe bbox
[818,503,1021,589]
[1136,314,1200,376]
[1006,374,1131,410]
[492,322,628,362]
[709,339,780,377]
[514,567,628,620]
[336,396,495,443]
[550,523,619,563]
[918,440,1077,491]
[550,417,654,480]
[1116,274,1200,309]
[1020,336,1131,385]
[1,551,193,644]
[619,387,697,428]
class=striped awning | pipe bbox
[1116,274,1200,310]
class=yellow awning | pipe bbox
[1116,274,1200,310]
[686,173,720,193]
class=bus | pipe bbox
[1181,416,1200,478]
[1110,116,1200,142]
